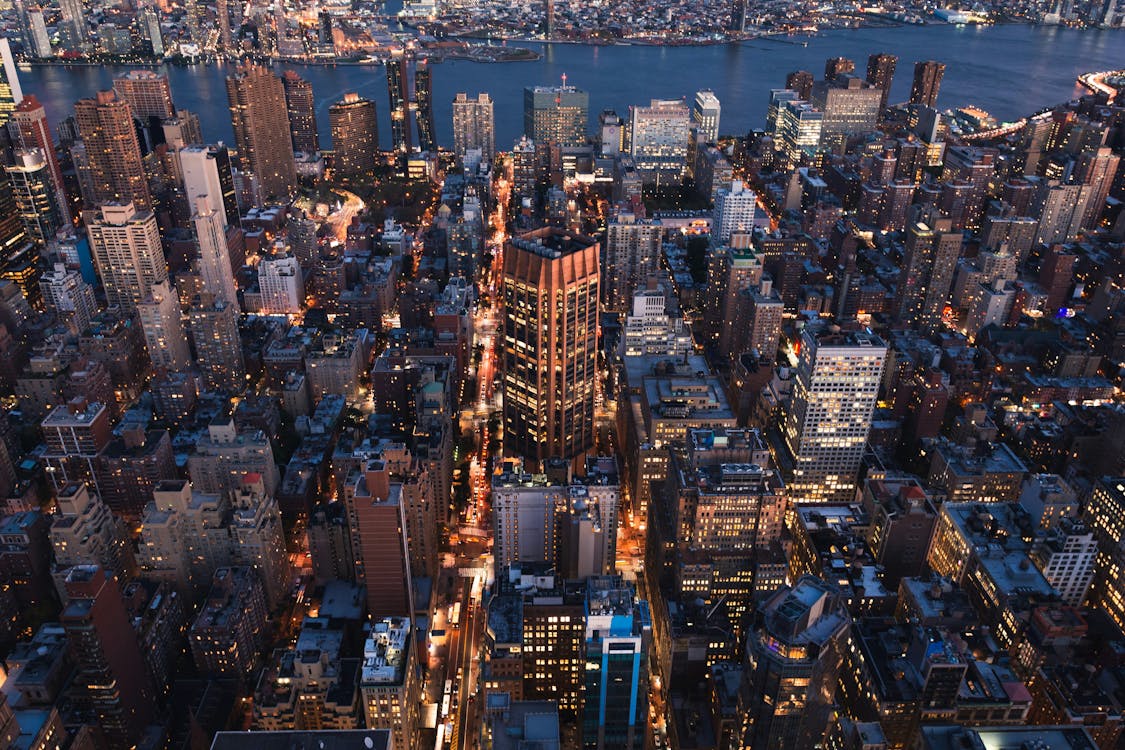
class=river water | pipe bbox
[15,24,1124,151]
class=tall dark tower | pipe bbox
[546,0,555,37]
[732,0,749,31]
[865,52,897,113]
[910,60,945,108]
[824,56,855,81]
[386,49,412,157]
[414,59,436,152]
[786,70,814,100]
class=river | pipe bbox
[15,24,1124,152]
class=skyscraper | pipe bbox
[582,578,651,750]
[745,577,849,750]
[189,297,245,392]
[111,70,175,121]
[452,92,495,163]
[603,212,663,314]
[524,81,589,147]
[712,179,758,244]
[215,0,233,53]
[329,93,379,183]
[414,59,436,152]
[628,98,691,185]
[692,89,722,143]
[191,196,238,308]
[256,249,303,314]
[781,328,887,502]
[58,0,86,51]
[344,460,413,618]
[810,76,883,150]
[865,52,898,113]
[824,56,855,80]
[0,38,23,127]
[180,144,240,229]
[502,228,599,470]
[73,90,151,210]
[9,95,71,224]
[386,49,412,156]
[41,263,98,332]
[893,206,961,333]
[785,70,814,100]
[86,201,168,310]
[137,278,190,371]
[281,71,318,155]
[5,149,62,247]
[910,60,945,108]
[27,8,53,58]
[226,64,297,203]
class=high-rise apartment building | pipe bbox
[692,89,722,143]
[452,92,495,163]
[524,82,589,147]
[27,8,52,58]
[226,64,297,203]
[138,279,190,372]
[50,482,136,594]
[744,576,849,750]
[9,95,71,224]
[5,149,62,247]
[0,38,22,127]
[582,578,651,750]
[781,328,887,502]
[824,56,855,80]
[361,617,418,750]
[191,197,238,308]
[61,565,156,750]
[603,212,663,314]
[894,206,961,333]
[502,228,599,469]
[40,263,98,333]
[786,70,814,100]
[865,52,897,112]
[621,280,694,358]
[628,98,691,185]
[329,93,379,183]
[910,60,945,108]
[74,90,151,210]
[111,70,175,121]
[343,461,413,618]
[86,201,168,311]
[281,71,318,155]
[189,566,268,676]
[180,144,241,229]
[257,249,304,314]
[189,297,246,393]
[712,179,758,243]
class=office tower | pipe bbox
[712,179,757,243]
[257,249,303,314]
[1029,517,1097,606]
[73,90,151,210]
[344,460,413,618]
[191,197,238,308]
[745,576,848,750]
[824,56,855,80]
[138,279,190,371]
[189,297,245,392]
[775,100,823,165]
[414,59,435,152]
[112,70,175,121]
[61,565,156,749]
[582,578,651,750]
[180,144,240,229]
[693,90,721,143]
[361,617,419,750]
[894,206,961,333]
[86,201,168,311]
[865,52,897,112]
[386,50,411,155]
[26,7,52,58]
[41,263,97,332]
[0,38,22,127]
[5,149,62,247]
[281,71,318,155]
[810,76,883,150]
[139,6,163,56]
[226,64,298,203]
[189,567,268,675]
[786,70,814,100]
[603,212,662,314]
[502,228,599,469]
[598,110,624,157]
[452,92,495,163]
[524,81,589,147]
[628,98,691,185]
[910,60,945,107]
[10,95,71,224]
[329,93,379,183]
[782,328,887,502]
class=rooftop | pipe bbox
[361,617,411,686]
[210,730,391,750]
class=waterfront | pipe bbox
[17,24,1123,151]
